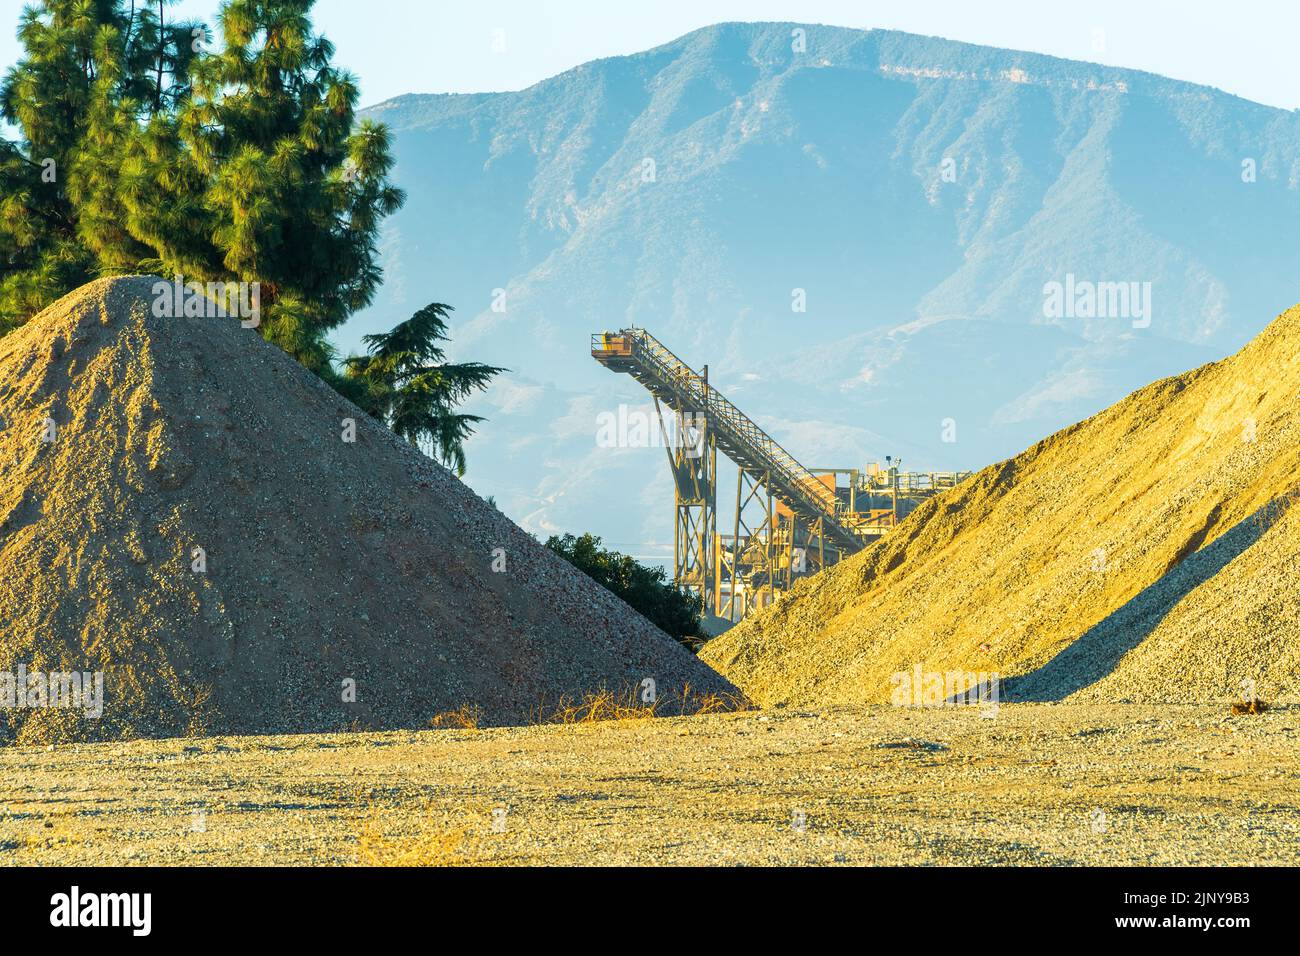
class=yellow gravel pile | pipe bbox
[703,306,1300,706]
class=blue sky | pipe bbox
[2,0,1298,111]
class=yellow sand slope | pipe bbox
[702,307,1300,706]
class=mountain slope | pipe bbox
[699,304,1300,706]
[349,22,1300,556]
[0,277,734,743]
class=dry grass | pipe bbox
[544,688,658,724]
[420,686,752,731]
[13,814,82,853]
[351,786,482,866]
[355,816,469,867]
[527,684,753,725]
[690,689,750,716]
[429,704,483,729]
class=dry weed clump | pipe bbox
[1229,699,1269,716]
[13,814,82,855]
[531,683,752,725]
[419,685,752,731]
[690,689,751,716]
[355,817,469,867]
[350,785,485,867]
[548,687,658,724]
[429,704,483,729]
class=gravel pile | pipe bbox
[0,277,735,743]
[702,305,1300,706]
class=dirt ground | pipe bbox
[2,703,1297,866]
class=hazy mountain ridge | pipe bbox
[349,22,1300,556]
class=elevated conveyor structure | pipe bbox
[592,328,970,622]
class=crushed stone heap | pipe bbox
[0,277,735,743]
[702,306,1300,707]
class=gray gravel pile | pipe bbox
[0,277,735,743]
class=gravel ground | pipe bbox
[3,703,1297,866]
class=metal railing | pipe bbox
[593,328,862,548]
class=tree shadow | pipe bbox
[1006,495,1294,702]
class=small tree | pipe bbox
[544,533,705,649]
[342,303,503,476]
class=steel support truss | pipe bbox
[656,398,716,614]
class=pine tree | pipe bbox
[0,0,103,325]
[3,2,498,473]
[3,0,402,371]
[0,1,202,323]
[70,1,204,273]
[121,0,404,372]
[342,304,504,476]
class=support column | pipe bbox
[657,399,715,616]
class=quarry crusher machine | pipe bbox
[592,328,971,622]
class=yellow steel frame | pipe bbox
[655,398,716,611]
[591,328,973,624]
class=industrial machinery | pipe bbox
[592,328,971,622]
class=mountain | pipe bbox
[0,278,734,743]
[345,22,1300,558]
[700,303,1300,705]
